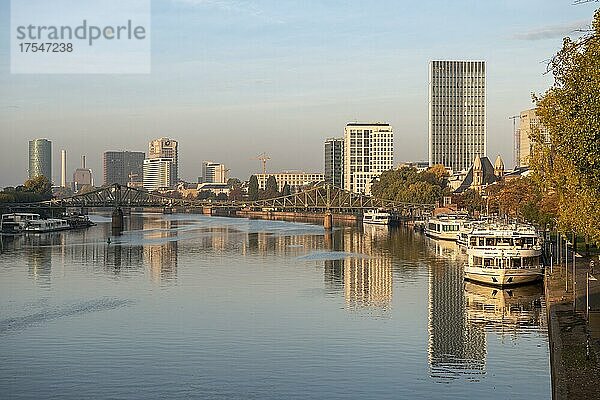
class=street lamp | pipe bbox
[587,260,596,321]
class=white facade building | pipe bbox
[143,158,174,191]
[201,161,228,184]
[256,172,325,192]
[429,60,486,173]
[148,137,178,186]
[343,123,394,195]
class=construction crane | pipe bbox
[509,115,520,167]
[254,153,271,175]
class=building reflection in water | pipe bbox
[428,260,486,380]
[324,227,393,310]
[141,216,178,283]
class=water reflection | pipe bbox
[428,260,486,381]
[464,282,545,333]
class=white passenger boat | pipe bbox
[363,210,391,225]
[1,213,41,233]
[24,218,70,233]
[425,215,465,241]
[0,213,69,234]
[464,225,544,286]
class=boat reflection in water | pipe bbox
[464,281,545,333]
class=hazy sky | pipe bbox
[0,0,597,187]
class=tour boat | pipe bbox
[1,213,41,233]
[425,215,465,241]
[463,225,544,286]
[0,213,70,234]
[362,210,391,225]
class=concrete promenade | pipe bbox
[545,253,600,399]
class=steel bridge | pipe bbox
[5,183,434,215]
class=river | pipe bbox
[0,213,550,399]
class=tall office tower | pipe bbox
[517,108,550,168]
[103,151,146,186]
[324,137,344,188]
[148,137,178,186]
[28,138,52,181]
[60,149,67,187]
[343,123,394,195]
[72,155,93,192]
[429,60,486,173]
[201,161,228,184]
[143,158,174,191]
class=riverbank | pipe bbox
[545,257,600,399]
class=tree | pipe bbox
[455,189,483,215]
[227,178,242,189]
[264,176,279,199]
[228,186,243,201]
[282,183,291,196]
[371,166,447,205]
[23,176,52,199]
[532,9,600,244]
[248,175,259,201]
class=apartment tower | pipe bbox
[429,60,486,173]
[343,123,394,195]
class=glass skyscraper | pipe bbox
[28,138,52,181]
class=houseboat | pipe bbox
[1,213,70,234]
[1,213,41,234]
[464,225,544,286]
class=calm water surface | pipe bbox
[0,213,550,399]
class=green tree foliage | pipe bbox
[248,175,259,201]
[532,9,600,243]
[281,183,291,196]
[370,165,447,205]
[0,176,53,203]
[24,176,52,199]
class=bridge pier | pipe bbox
[112,208,124,234]
[323,211,333,230]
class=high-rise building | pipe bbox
[60,149,67,187]
[324,138,344,188]
[429,60,486,173]
[343,123,394,195]
[148,137,178,186]
[28,138,52,181]
[143,158,174,191]
[516,108,550,167]
[201,161,228,184]
[73,155,93,192]
[103,151,146,186]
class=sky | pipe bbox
[0,0,597,187]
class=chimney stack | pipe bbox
[61,150,67,187]
[81,155,86,169]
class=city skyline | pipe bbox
[0,1,596,187]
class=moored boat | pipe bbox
[363,210,391,225]
[464,224,544,286]
[1,213,41,234]
[425,214,465,241]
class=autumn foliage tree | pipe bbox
[532,8,600,244]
